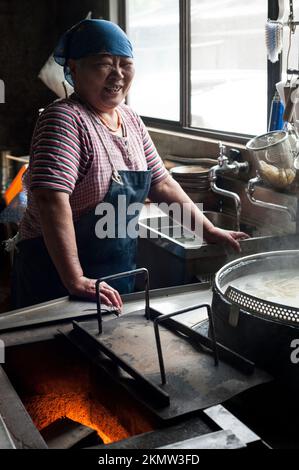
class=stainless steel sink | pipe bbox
[139,211,256,249]
[137,210,299,289]
[204,211,259,237]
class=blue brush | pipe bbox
[265,0,285,63]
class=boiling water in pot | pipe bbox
[223,269,299,308]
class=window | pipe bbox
[126,1,277,140]
[190,0,267,136]
[127,0,180,121]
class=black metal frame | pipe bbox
[180,0,191,128]
[149,306,256,377]
[95,268,150,334]
[153,304,219,385]
[268,0,283,121]
[117,0,127,31]
[92,266,255,390]
[63,265,259,411]
[122,0,282,145]
[70,320,170,407]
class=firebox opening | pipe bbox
[3,336,159,448]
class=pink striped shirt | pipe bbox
[20,96,168,240]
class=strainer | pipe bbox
[246,130,296,189]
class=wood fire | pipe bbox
[4,338,155,447]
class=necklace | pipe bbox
[98,109,122,133]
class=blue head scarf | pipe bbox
[53,19,134,86]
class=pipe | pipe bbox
[209,157,249,232]
[246,175,296,221]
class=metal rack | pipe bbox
[61,269,267,420]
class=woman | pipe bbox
[12,19,248,310]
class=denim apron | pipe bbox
[11,170,151,309]
[11,109,152,309]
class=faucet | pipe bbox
[246,174,297,221]
[209,143,249,230]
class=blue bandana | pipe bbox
[53,19,134,86]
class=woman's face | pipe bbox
[69,54,135,113]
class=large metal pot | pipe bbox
[212,250,299,383]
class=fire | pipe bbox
[24,392,130,444]
[6,340,155,447]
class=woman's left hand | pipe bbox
[204,227,250,253]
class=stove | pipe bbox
[0,282,292,450]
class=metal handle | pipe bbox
[153,304,219,385]
[95,268,150,334]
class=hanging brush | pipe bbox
[265,0,285,63]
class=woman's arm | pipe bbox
[148,175,249,252]
[33,188,123,308]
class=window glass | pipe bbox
[190,0,267,135]
[127,0,180,121]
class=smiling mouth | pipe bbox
[105,85,123,95]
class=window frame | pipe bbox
[121,0,281,144]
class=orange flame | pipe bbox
[7,341,155,446]
[13,346,154,445]
[24,392,130,444]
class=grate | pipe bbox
[225,286,299,326]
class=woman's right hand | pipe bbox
[67,276,123,311]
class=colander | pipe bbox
[246,130,296,189]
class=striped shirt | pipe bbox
[20,96,168,240]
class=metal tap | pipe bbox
[209,143,249,231]
[246,175,297,221]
